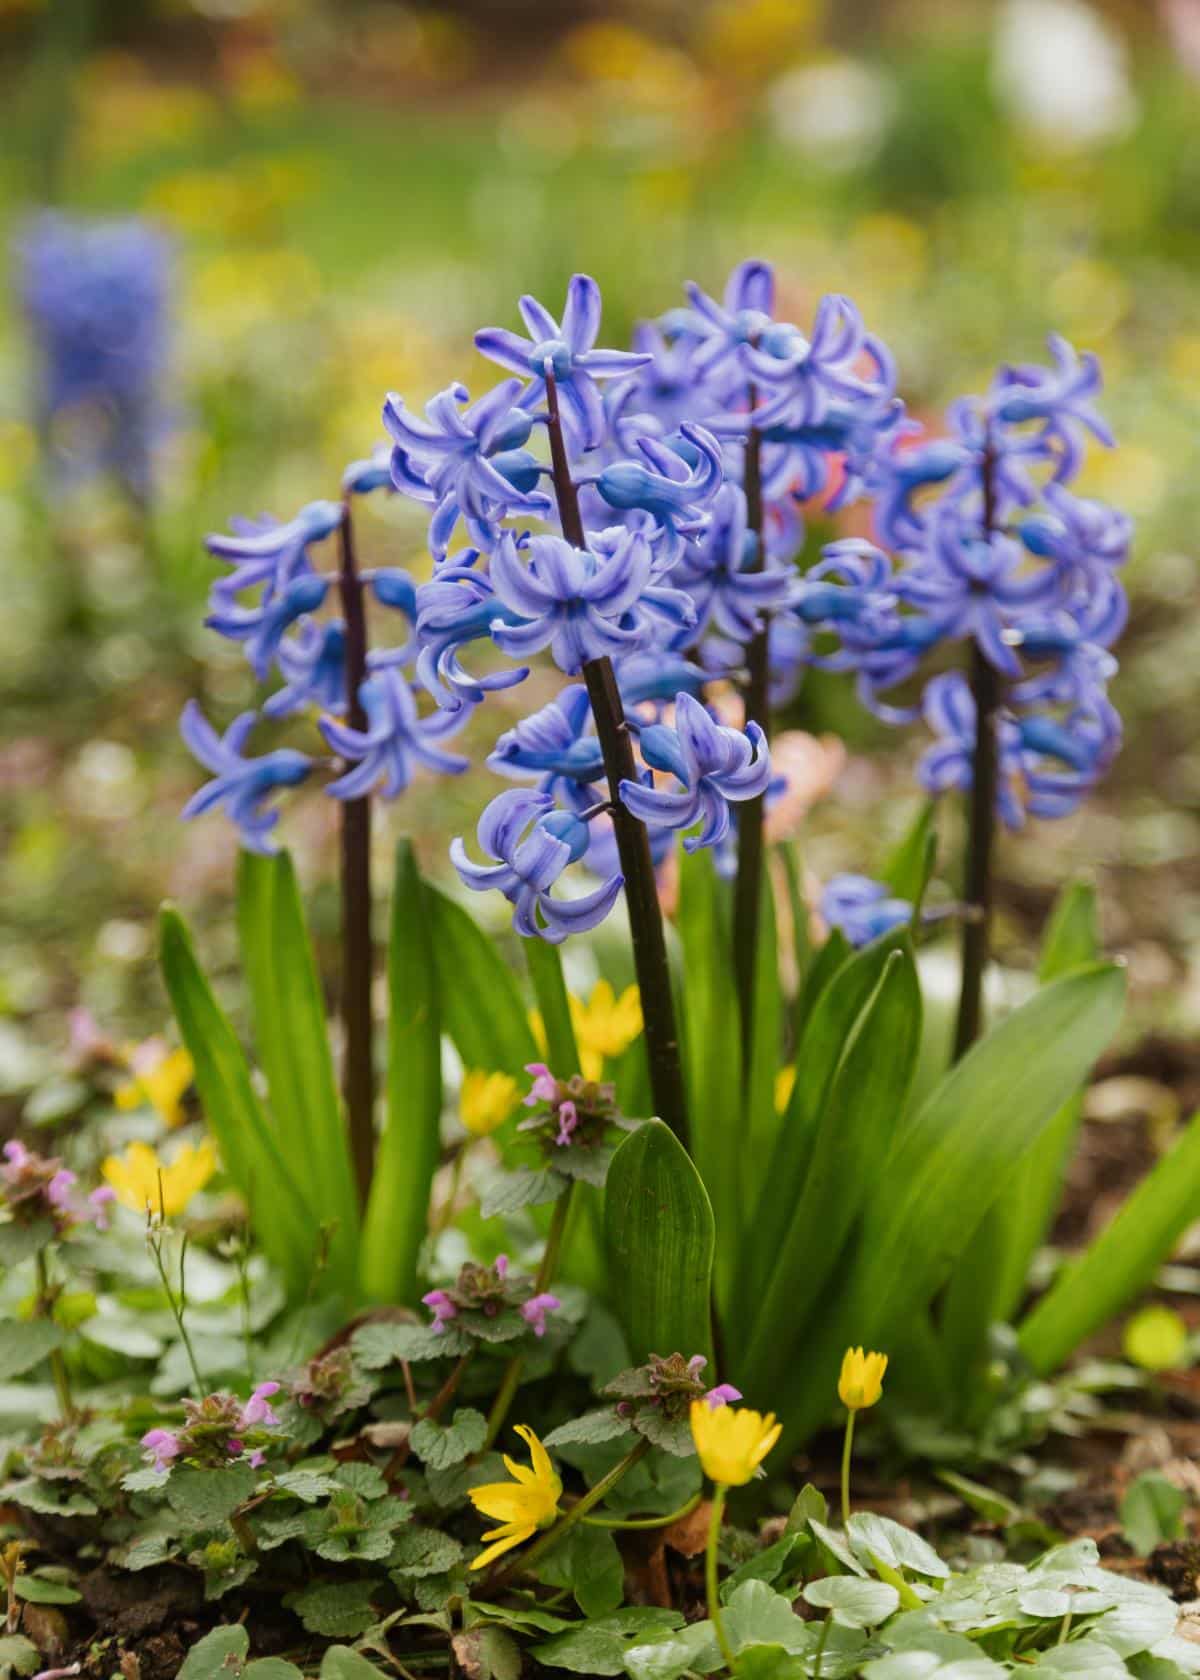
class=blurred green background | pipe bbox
[1,0,1199,1095]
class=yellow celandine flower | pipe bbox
[460,1070,521,1138]
[114,1044,194,1130]
[839,1347,888,1411]
[468,1425,562,1570]
[102,1139,217,1217]
[689,1400,781,1487]
[570,981,643,1081]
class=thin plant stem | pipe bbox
[840,1409,856,1529]
[420,1350,475,1425]
[336,495,376,1206]
[953,436,1001,1060]
[484,1436,651,1594]
[148,1217,204,1396]
[483,1182,575,1450]
[583,1490,702,1530]
[235,1242,254,1388]
[35,1249,72,1423]
[813,1613,832,1677]
[541,365,689,1146]
[731,410,769,1075]
[705,1484,738,1676]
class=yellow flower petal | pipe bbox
[470,1524,535,1570]
[101,1137,217,1216]
[689,1400,781,1487]
[838,1347,888,1411]
[460,1070,521,1138]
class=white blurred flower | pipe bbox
[993,0,1136,146]
[767,58,895,170]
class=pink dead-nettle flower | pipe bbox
[141,1427,181,1472]
[554,1100,578,1148]
[524,1062,559,1105]
[703,1383,743,1410]
[241,1381,281,1428]
[423,1288,459,1332]
[521,1293,561,1337]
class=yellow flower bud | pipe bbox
[689,1399,781,1487]
[838,1346,888,1411]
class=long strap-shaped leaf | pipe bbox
[675,849,741,1311]
[159,905,317,1300]
[774,961,1125,1451]
[938,880,1100,1390]
[236,852,360,1297]
[526,939,581,1077]
[360,842,442,1304]
[736,946,922,1388]
[1019,1103,1200,1375]
[605,1118,715,1371]
[426,888,538,1079]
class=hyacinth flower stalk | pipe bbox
[954,435,1001,1059]
[731,405,768,1071]
[334,495,375,1202]
[540,363,690,1147]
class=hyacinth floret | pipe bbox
[451,788,623,942]
[180,703,312,854]
[474,273,652,450]
[321,668,472,801]
[620,692,770,853]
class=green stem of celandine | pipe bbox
[483,1436,651,1595]
[35,1249,72,1423]
[706,1483,739,1676]
[840,1408,856,1529]
[541,365,690,1149]
[337,497,376,1207]
[731,414,769,1079]
[482,1181,575,1451]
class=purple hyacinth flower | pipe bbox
[264,621,347,718]
[987,333,1114,483]
[475,274,651,451]
[619,691,771,853]
[414,565,532,708]
[204,571,329,680]
[383,380,552,559]
[342,442,394,496]
[819,875,913,949]
[615,651,708,709]
[521,1293,561,1337]
[180,702,312,854]
[487,684,604,783]
[683,259,779,386]
[917,673,1028,830]
[672,482,794,643]
[1018,481,1132,586]
[451,788,623,944]
[206,500,343,606]
[141,1427,181,1472]
[590,424,725,564]
[321,668,471,800]
[489,530,675,675]
[895,509,1060,677]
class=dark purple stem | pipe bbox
[952,438,1001,1060]
[542,370,689,1148]
[337,497,376,1205]
[731,411,769,1073]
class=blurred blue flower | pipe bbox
[619,692,770,852]
[672,482,794,642]
[987,334,1114,483]
[342,443,394,496]
[205,572,329,680]
[206,500,342,605]
[180,702,312,854]
[475,274,651,451]
[321,668,471,800]
[917,673,1027,830]
[17,212,172,497]
[263,621,347,718]
[616,650,708,708]
[820,875,913,948]
[451,788,623,942]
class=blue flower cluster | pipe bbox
[17,212,173,498]
[179,261,1126,944]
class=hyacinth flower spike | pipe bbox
[475,274,652,450]
[321,668,471,800]
[620,692,771,852]
[451,788,623,943]
[205,500,342,605]
[180,702,312,854]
